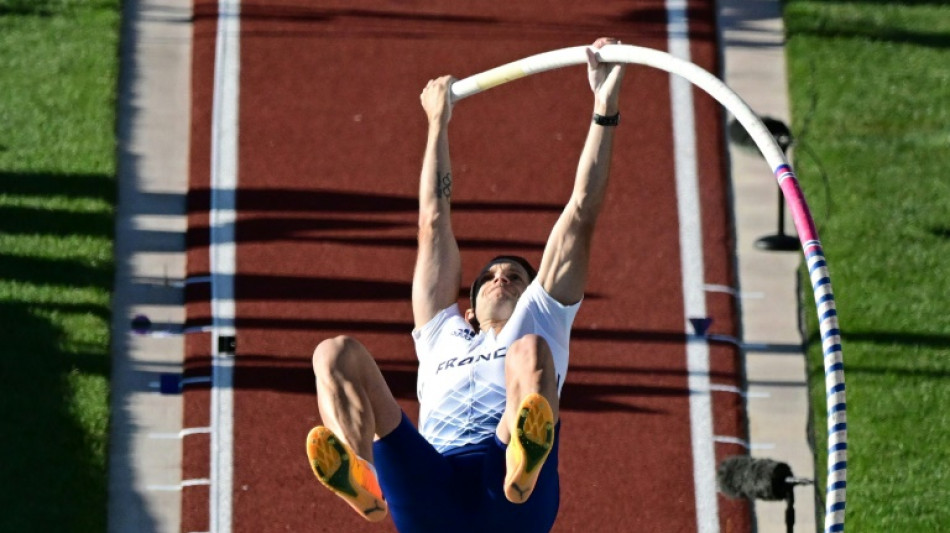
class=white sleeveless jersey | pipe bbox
[412,281,580,453]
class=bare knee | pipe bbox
[506,334,554,375]
[312,335,364,377]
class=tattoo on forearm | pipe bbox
[436,172,452,200]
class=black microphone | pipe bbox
[718,456,814,533]
[717,456,795,501]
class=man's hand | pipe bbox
[586,38,625,114]
[420,75,455,126]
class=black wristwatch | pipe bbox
[593,112,620,127]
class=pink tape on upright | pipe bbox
[775,164,819,246]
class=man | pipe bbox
[306,37,625,533]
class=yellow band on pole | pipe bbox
[472,62,528,91]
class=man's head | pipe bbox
[466,255,537,331]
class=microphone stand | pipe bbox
[785,487,795,533]
[726,116,799,252]
[782,476,813,532]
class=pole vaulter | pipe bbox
[450,44,848,533]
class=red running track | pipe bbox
[183,1,750,531]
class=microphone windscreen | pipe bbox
[717,456,793,501]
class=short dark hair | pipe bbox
[468,255,537,330]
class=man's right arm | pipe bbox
[412,76,461,329]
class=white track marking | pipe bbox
[209,0,240,531]
[667,0,720,531]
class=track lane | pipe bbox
[183,1,751,531]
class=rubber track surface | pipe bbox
[183,1,751,531]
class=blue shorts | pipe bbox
[373,412,560,533]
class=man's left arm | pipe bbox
[412,76,462,329]
[537,38,625,305]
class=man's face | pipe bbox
[473,262,530,323]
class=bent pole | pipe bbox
[450,44,848,533]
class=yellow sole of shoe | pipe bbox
[306,426,387,522]
[504,394,554,503]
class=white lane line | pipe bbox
[149,427,213,439]
[209,0,240,531]
[708,383,771,398]
[704,283,764,299]
[148,478,212,491]
[667,0,720,531]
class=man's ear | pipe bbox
[464,308,480,333]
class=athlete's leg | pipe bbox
[483,424,562,532]
[312,335,402,460]
[496,334,558,445]
[496,334,559,504]
[307,336,403,521]
[373,413,461,532]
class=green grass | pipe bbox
[783,1,950,530]
[0,0,119,530]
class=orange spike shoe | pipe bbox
[504,393,555,503]
[306,426,387,522]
